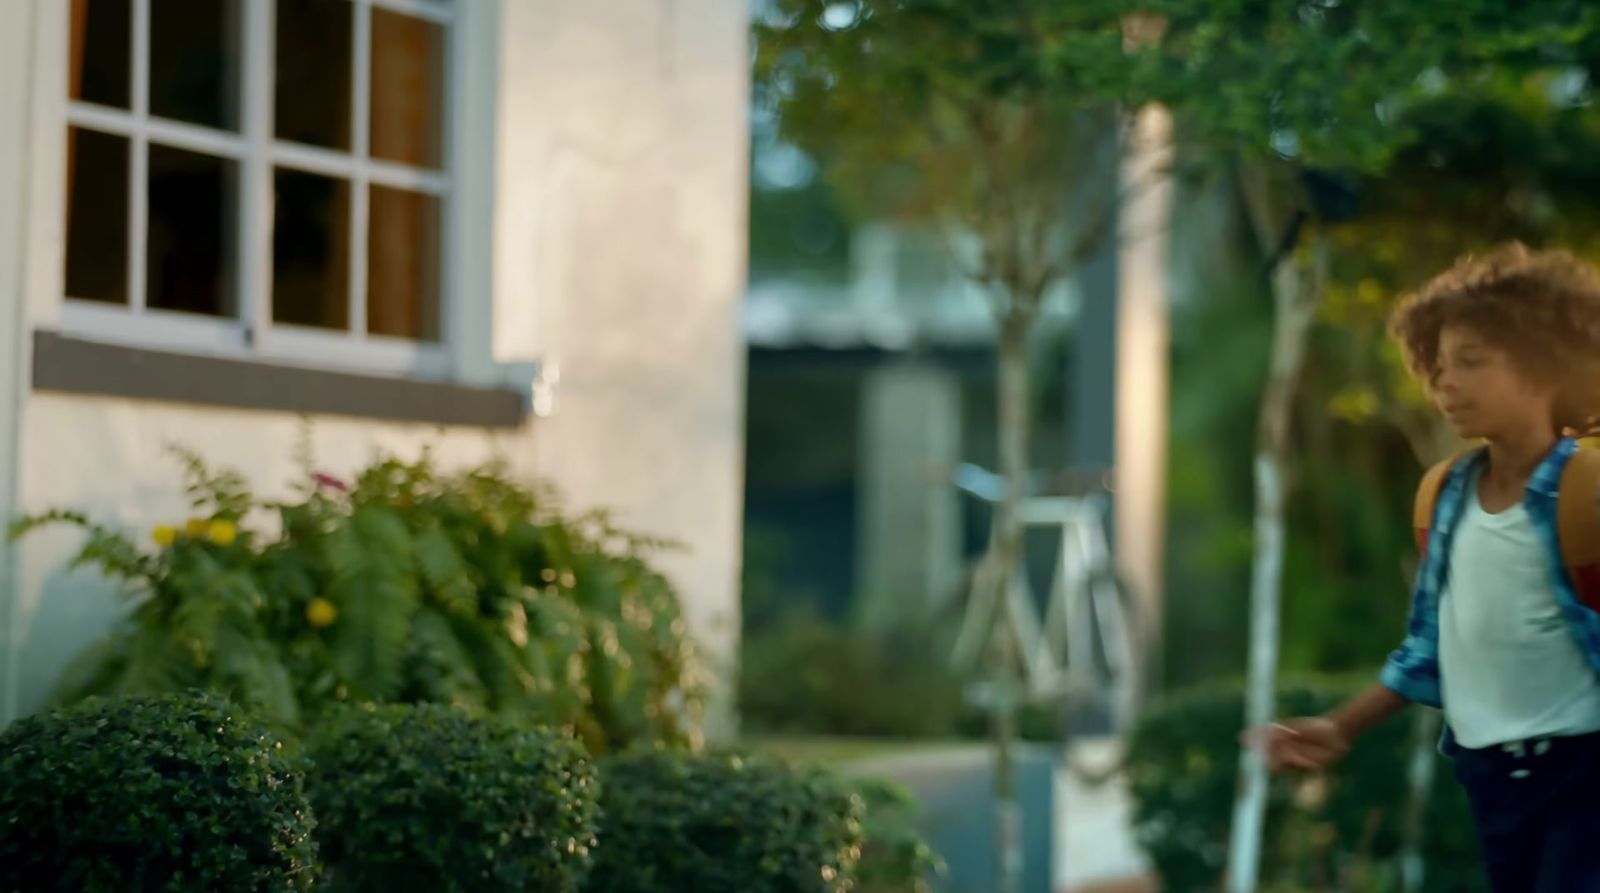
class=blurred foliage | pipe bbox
[303,703,599,893]
[748,152,857,283]
[11,446,707,754]
[740,594,1068,744]
[1140,0,1597,173]
[1127,677,1484,893]
[740,601,968,739]
[756,1,1135,248]
[851,776,947,893]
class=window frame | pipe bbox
[44,0,478,383]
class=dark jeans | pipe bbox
[1449,729,1600,893]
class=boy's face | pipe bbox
[1433,324,1556,440]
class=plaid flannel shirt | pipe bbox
[1379,437,1600,750]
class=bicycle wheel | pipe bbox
[1062,567,1143,785]
[1086,567,1143,737]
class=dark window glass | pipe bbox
[273,168,351,330]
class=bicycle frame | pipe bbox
[949,464,1134,711]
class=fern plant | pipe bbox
[11,445,708,751]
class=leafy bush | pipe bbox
[13,445,706,752]
[851,777,945,893]
[1126,676,1484,893]
[0,692,319,892]
[740,608,967,739]
[587,750,866,893]
[303,703,599,893]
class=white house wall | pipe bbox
[0,0,40,726]
[1,0,749,729]
[494,0,750,726]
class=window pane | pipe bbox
[150,0,242,131]
[148,144,238,317]
[368,186,440,340]
[275,0,352,150]
[64,127,129,304]
[371,9,445,168]
[70,0,131,109]
[273,169,350,330]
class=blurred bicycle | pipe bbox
[940,462,1145,784]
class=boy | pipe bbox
[1248,243,1600,891]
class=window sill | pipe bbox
[31,331,527,429]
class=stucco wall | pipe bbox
[494,0,751,727]
[1,0,749,728]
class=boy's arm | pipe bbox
[1321,597,1433,746]
[1325,683,1410,742]
[1377,557,1443,709]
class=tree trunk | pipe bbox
[1225,228,1329,893]
[990,307,1033,893]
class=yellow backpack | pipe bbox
[1413,438,1600,610]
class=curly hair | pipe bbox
[1388,242,1600,432]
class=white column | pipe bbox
[1114,103,1173,675]
[0,0,42,723]
[857,361,963,630]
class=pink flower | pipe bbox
[312,472,350,493]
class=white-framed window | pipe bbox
[61,0,456,377]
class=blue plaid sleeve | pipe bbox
[1379,474,1454,710]
[1379,630,1440,707]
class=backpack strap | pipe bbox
[1414,450,1472,556]
[1557,445,1600,611]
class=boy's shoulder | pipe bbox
[1411,446,1477,553]
[1412,441,1600,610]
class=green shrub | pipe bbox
[739,608,967,739]
[303,703,599,893]
[851,777,945,893]
[587,750,866,893]
[1126,676,1484,893]
[14,446,706,753]
[741,604,1070,745]
[0,692,319,892]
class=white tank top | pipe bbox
[1438,468,1600,748]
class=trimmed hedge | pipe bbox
[1126,677,1484,893]
[587,750,866,893]
[0,692,319,892]
[302,703,599,893]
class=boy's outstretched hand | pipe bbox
[1240,716,1350,773]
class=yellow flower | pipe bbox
[185,518,209,539]
[151,525,177,548]
[306,598,338,628]
[207,519,237,547]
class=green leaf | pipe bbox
[165,442,255,521]
[413,522,477,618]
[406,606,489,712]
[324,507,419,701]
[0,693,319,890]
